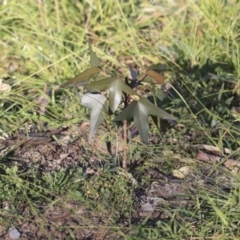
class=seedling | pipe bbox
[62,44,177,169]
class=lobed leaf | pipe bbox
[85,77,116,91]
[61,67,101,87]
[86,77,140,112]
[140,97,177,120]
[115,97,177,143]
[81,93,107,141]
[89,43,101,67]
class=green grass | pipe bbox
[1,0,240,239]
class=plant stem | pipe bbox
[122,120,128,169]
[122,88,130,169]
[37,0,46,30]
[54,0,60,33]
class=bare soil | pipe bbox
[0,125,235,239]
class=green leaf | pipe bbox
[109,80,123,113]
[136,72,147,81]
[61,67,101,87]
[86,77,140,112]
[134,103,150,143]
[89,43,101,67]
[140,97,177,120]
[155,89,167,101]
[120,80,140,96]
[85,77,116,91]
[109,79,140,112]
[81,93,107,141]
[114,101,136,121]
[115,97,177,143]
[115,100,149,143]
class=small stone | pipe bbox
[141,202,155,212]
[8,227,21,240]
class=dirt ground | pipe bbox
[0,124,235,239]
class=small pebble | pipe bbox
[8,227,21,240]
[141,202,155,212]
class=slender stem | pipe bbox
[54,0,60,33]
[122,120,128,169]
[37,0,46,30]
[122,90,129,169]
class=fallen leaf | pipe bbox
[36,95,49,115]
[196,150,240,170]
[172,166,191,179]
[194,144,231,155]
[0,79,11,92]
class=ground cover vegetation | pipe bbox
[1,0,240,239]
